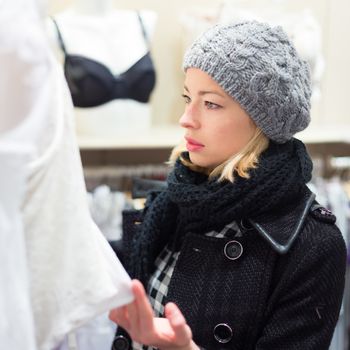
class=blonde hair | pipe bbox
[169,128,269,182]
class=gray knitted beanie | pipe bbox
[183,20,312,143]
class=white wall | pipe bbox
[322,0,350,123]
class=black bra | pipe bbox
[52,13,156,108]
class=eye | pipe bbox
[205,101,221,110]
[181,94,191,104]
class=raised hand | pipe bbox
[109,279,198,350]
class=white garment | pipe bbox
[0,145,37,350]
[0,1,133,349]
[21,43,132,350]
[326,178,349,244]
[0,2,43,349]
[87,185,128,241]
[55,313,116,350]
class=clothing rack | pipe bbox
[84,164,170,192]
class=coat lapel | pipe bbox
[248,191,316,254]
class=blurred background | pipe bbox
[49,0,349,129]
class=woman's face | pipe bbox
[180,68,257,169]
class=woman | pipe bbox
[109,20,346,350]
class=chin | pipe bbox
[188,152,217,169]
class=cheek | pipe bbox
[212,119,253,154]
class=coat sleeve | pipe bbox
[255,230,347,350]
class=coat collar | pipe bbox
[245,190,316,255]
[133,178,317,255]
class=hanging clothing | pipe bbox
[55,313,117,350]
[20,62,132,350]
[0,145,37,350]
[52,12,156,107]
[307,176,350,350]
[1,2,133,348]
[0,1,45,348]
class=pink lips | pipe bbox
[185,137,204,152]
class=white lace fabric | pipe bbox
[0,2,133,349]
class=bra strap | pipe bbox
[136,11,150,50]
[51,17,67,55]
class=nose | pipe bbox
[179,105,200,129]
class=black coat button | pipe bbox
[213,323,233,343]
[224,240,243,260]
[112,335,130,350]
[239,218,254,232]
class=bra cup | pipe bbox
[128,70,156,103]
[53,15,156,107]
[65,56,115,108]
[121,54,156,103]
[64,53,156,107]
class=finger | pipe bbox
[108,306,126,322]
[109,305,131,330]
[164,302,192,343]
[126,298,140,332]
[131,279,155,332]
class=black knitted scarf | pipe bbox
[130,138,313,284]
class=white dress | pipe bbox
[0,144,37,350]
[0,1,133,349]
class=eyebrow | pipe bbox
[184,85,225,98]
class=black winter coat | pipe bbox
[112,189,346,350]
